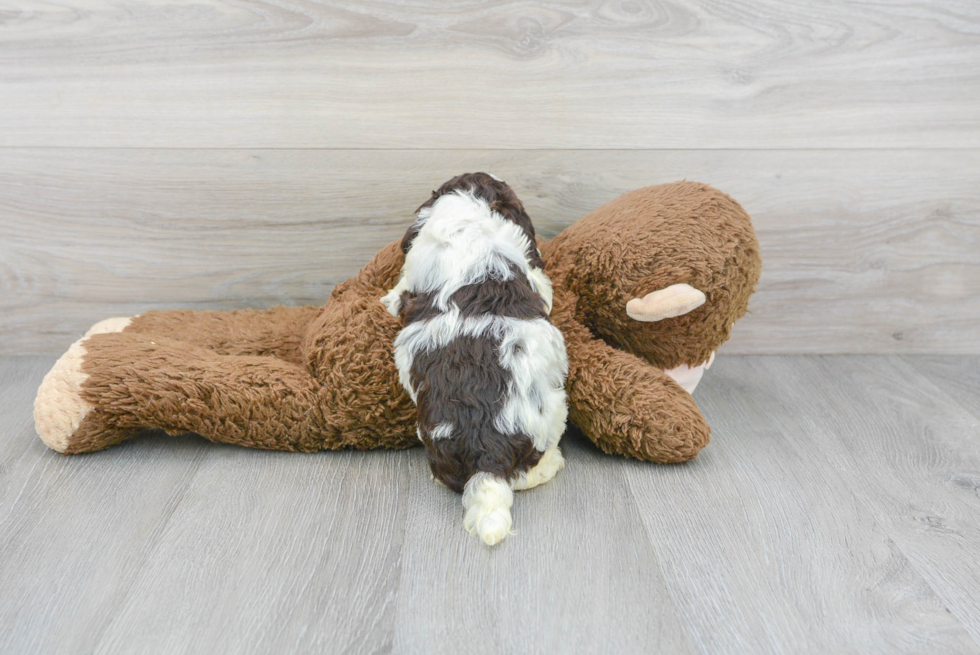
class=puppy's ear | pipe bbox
[401,222,421,255]
[413,190,439,215]
[405,189,442,253]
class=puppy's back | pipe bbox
[385,173,568,545]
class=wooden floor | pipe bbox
[2,354,979,654]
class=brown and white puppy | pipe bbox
[381,173,568,546]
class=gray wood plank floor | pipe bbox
[2,355,979,654]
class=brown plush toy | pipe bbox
[34,181,761,462]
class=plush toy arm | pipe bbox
[551,290,710,463]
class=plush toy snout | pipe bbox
[625,283,706,322]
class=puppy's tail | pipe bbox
[462,472,514,546]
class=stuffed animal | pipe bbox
[34,181,761,464]
[382,172,569,546]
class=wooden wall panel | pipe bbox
[0,0,977,148]
[1,148,977,355]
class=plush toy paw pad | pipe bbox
[84,315,134,337]
[34,338,94,453]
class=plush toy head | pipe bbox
[542,182,761,371]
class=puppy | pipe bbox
[381,172,568,546]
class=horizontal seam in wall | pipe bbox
[1,146,979,152]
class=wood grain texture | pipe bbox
[718,355,980,646]
[0,357,49,485]
[2,148,978,355]
[0,0,978,148]
[624,357,979,654]
[902,356,980,421]
[4,355,980,653]
[391,429,696,655]
[0,361,210,653]
[94,448,410,655]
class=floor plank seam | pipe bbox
[882,533,980,651]
[896,356,980,425]
[619,463,706,655]
[85,448,212,653]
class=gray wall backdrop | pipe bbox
[1,0,978,355]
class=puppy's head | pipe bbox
[401,173,543,269]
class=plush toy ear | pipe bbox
[626,283,706,322]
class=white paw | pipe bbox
[513,445,565,491]
[380,290,402,317]
[34,338,93,453]
[84,315,134,337]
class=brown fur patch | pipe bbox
[129,306,320,365]
[410,335,542,493]
[79,332,338,452]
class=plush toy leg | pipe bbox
[35,338,99,453]
[86,316,135,337]
[568,350,709,462]
[301,255,420,450]
[122,306,321,364]
[35,317,137,453]
[35,331,346,454]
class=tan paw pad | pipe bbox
[84,315,134,337]
[34,339,94,453]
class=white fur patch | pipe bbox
[493,319,568,452]
[527,266,553,314]
[384,191,552,313]
[381,275,410,317]
[430,423,454,440]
